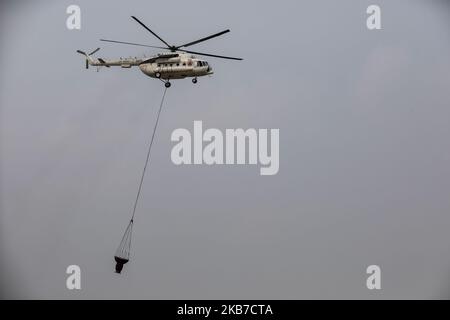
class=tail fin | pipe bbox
[97,58,110,67]
[76,48,100,69]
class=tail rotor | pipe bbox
[76,48,100,69]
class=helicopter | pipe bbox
[77,16,242,88]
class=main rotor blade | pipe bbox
[100,39,166,50]
[179,49,243,60]
[131,16,171,48]
[176,29,230,49]
[76,50,86,55]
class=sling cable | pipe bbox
[114,87,168,274]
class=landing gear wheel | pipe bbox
[192,78,198,84]
[155,72,161,78]
[165,81,171,88]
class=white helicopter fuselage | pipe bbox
[84,51,213,81]
[139,52,213,80]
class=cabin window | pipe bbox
[176,63,179,66]
[182,63,186,66]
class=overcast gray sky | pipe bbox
[1,0,450,299]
